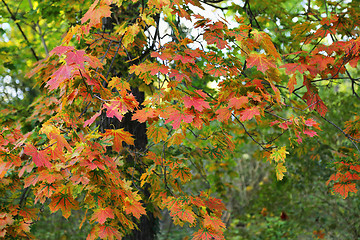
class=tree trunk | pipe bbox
[98,3,158,238]
[98,87,158,240]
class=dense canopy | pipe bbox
[1,0,360,239]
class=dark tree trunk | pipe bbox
[99,4,159,238]
[98,87,158,240]
[118,88,158,240]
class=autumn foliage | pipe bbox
[1,0,360,239]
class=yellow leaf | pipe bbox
[270,146,289,162]
[276,163,287,180]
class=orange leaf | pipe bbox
[84,111,102,127]
[132,108,158,123]
[81,0,112,29]
[228,96,248,109]
[183,95,210,112]
[98,225,122,240]
[123,198,146,219]
[203,215,226,232]
[91,207,115,225]
[193,228,225,240]
[164,108,194,129]
[103,129,134,152]
[247,53,276,73]
[49,191,80,219]
[147,125,168,144]
[280,63,308,75]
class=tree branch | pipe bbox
[1,0,39,61]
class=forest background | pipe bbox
[1,0,360,239]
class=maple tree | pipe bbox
[1,0,360,239]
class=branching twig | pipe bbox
[1,0,39,61]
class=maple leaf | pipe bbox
[193,228,225,240]
[49,191,80,219]
[91,207,115,224]
[123,198,146,219]
[240,106,261,122]
[304,118,320,128]
[23,143,51,168]
[104,99,128,122]
[303,129,318,137]
[247,53,276,73]
[280,63,308,75]
[276,163,287,180]
[183,93,210,112]
[167,128,186,146]
[164,108,194,129]
[84,111,102,127]
[132,108,158,123]
[206,64,228,77]
[252,29,281,60]
[147,125,168,144]
[203,29,228,49]
[81,0,112,29]
[216,107,232,122]
[65,50,86,69]
[228,96,248,109]
[172,166,192,183]
[332,182,357,198]
[103,129,134,152]
[46,64,74,90]
[270,146,289,163]
[309,54,335,71]
[288,74,297,94]
[302,80,328,116]
[108,77,131,94]
[50,46,74,56]
[98,225,122,240]
[203,215,226,232]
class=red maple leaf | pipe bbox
[50,46,74,56]
[84,111,102,127]
[280,63,308,75]
[183,94,210,112]
[215,107,232,122]
[104,99,127,122]
[287,75,297,94]
[23,144,51,168]
[164,108,194,129]
[247,53,276,73]
[203,215,226,232]
[240,106,261,121]
[46,64,74,90]
[303,129,318,137]
[132,108,158,123]
[65,50,86,69]
[333,182,357,198]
